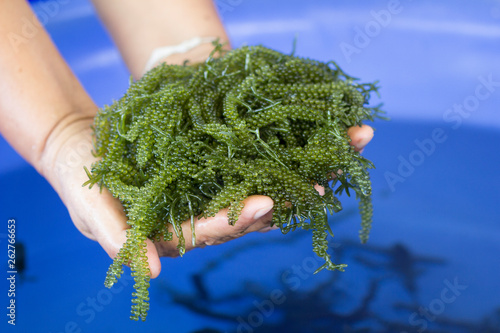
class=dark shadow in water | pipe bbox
[387,303,500,333]
[349,241,446,298]
[159,236,500,332]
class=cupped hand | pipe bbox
[41,115,373,279]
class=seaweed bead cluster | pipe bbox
[84,43,382,321]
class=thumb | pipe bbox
[348,124,374,152]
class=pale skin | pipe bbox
[0,0,374,279]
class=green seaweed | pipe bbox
[84,42,383,321]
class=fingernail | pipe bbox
[253,204,274,220]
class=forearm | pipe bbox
[90,0,230,78]
[0,0,96,174]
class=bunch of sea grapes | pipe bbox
[84,43,382,321]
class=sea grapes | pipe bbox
[84,43,383,321]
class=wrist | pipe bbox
[38,112,96,196]
[141,37,231,77]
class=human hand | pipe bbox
[154,124,374,252]
[40,109,373,280]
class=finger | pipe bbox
[82,187,162,279]
[348,124,374,152]
[190,195,274,245]
[314,126,373,195]
[314,183,325,195]
[155,195,274,256]
[144,238,161,279]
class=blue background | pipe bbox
[1,0,499,332]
